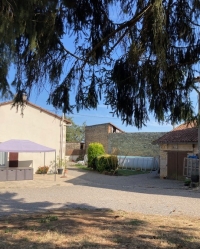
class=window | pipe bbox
[80,143,84,150]
[113,127,116,133]
[0,152,7,166]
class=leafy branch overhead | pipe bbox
[0,0,200,127]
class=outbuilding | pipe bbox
[153,123,198,180]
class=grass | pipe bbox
[74,163,151,176]
[0,209,200,248]
[117,168,151,176]
[74,163,94,171]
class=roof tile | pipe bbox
[153,123,198,144]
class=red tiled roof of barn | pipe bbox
[153,123,198,144]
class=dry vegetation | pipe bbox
[0,209,200,248]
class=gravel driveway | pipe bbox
[0,165,200,217]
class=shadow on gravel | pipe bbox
[66,166,200,198]
[0,192,55,216]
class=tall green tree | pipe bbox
[0,0,200,128]
[66,118,85,142]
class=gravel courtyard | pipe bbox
[0,165,200,217]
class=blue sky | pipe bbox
[25,85,198,133]
[4,17,200,133]
[5,68,175,132]
[5,55,199,133]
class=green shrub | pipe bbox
[87,142,105,169]
[96,154,118,173]
[36,166,49,174]
[76,155,84,161]
[184,178,191,186]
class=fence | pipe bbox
[118,156,159,172]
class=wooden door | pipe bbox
[167,151,188,180]
[9,152,18,167]
[167,151,177,180]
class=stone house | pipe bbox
[153,123,198,180]
[85,122,165,157]
[0,101,71,173]
[85,123,124,153]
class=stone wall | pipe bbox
[65,142,85,161]
[85,124,109,152]
[108,132,166,156]
[66,142,85,150]
[159,149,167,178]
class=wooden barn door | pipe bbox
[167,151,188,180]
[167,151,177,180]
[9,153,18,167]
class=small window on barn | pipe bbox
[80,143,84,150]
[113,127,116,133]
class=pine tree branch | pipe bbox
[82,3,153,67]
[106,28,130,55]
[58,40,84,61]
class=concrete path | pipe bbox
[0,165,200,217]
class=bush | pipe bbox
[36,166,49,174]
[96,154,118,173]
[76,155,84,162]
[184,178,191,186]
[87,142,105,169]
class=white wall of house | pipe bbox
[65,155,79,162]
[0,103,67,173]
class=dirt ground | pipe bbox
[0,208,200,249]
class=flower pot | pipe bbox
[57,168,63,175]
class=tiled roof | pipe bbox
[173,122,196,131]
[153,123,198,144]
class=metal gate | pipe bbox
[183,157,199,177]
[167,151,188,180]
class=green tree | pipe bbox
[0,1,200,128]
[66,118,85,142]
